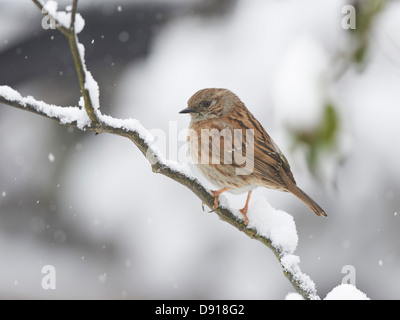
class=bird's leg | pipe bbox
[210,187,231,211]
[239,190,252,225]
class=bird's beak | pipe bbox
[179,107,196,114]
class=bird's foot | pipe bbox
[239,207,249,225]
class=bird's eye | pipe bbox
[203,100,211,108]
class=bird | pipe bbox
[180,88,327,225]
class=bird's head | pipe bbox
[180,88,241,121]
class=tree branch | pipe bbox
[31,0,98,124]
[0,86,319,300]
[69,0,78,31]
[0,0,320,300]
[32,0,71,37]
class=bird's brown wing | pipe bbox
[223,108,297,189]
[253,137,296,188]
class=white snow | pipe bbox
[324,284,370,300]
[76,43,101,115]
[281,254,318,299]
[97,113,195,178]
[48,153,55,162]
[84,70,100,111]
[247,196,298,255]
[285,292,304,300]
[234,195,319,299]
[43,0,85,33]
[0,82,194,181]
[0,85,91,129]
[0,80,194,180]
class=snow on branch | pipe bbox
[0,0,370,300]
[32,0,83,37]
[42,0,85,33]
[33,0,99,124]
[0,85,90,128]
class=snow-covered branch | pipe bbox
[0,83,319,299]
[32,0,98,124]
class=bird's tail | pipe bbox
[286,182,327,217]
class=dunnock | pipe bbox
[180,88,327,225]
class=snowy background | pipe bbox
[0,0,400,299]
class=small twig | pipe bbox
[67,37,99,125]
[31,0,99,125]
[70,0,78,31]
[66,0,99,125]
[31,0,71,37]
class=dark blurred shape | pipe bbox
[351,0,386,66]
[0,3,175,111]
[292,103,339,174]
[0,1,237,111]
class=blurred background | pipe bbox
[0,0,399,299]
